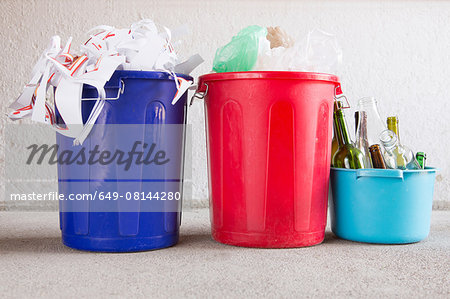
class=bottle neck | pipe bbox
[355,111,368,141]
[387,116,400,140]
[335,110,351,146]
[358,97,386,128]
[354,111,360,135]
[358,97,378,110]
[416,152,426,169]
[380,129,398,153]
[369,144,386,169]
[333,101,343,141]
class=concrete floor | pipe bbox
[0,209,449,298]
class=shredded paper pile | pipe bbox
[8,19,203,145]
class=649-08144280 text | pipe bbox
[9,191,181,201]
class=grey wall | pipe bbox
[1,0,449,210]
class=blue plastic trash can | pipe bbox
[56,71,191,252]
[330,167,437,244]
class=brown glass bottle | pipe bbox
[369,144,387,169]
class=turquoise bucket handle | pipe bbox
[356,169,404,180]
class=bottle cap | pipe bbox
[369,144,382,152]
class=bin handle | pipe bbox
[81,79,125,101]
[334,84,350,109]
[189,83,208,106]
[356,168,404,180]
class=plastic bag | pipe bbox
[255,29,342,74]
[301,29,342,74]
[266,26,294,49]
[213,26,342,73]
[212,25,267,73]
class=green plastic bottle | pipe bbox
[332,108,365,169]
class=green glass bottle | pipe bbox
[331,101,343,162]
[416,152,426,169]
[332,108,365,169]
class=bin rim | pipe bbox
[82,70,193,91]
[112,70,193,81]
[198,71,339,88]
[330,167,437,173]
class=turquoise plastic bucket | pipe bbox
[330,167,437,244]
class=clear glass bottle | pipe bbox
[386,116,406,169]
[404,150,421,170]
[379,129,420,170]
[357,97,386,149]
[332,107,365,169]
[355,111,372,168]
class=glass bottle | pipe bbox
[357,97,386,148]
[379,129,420,170]
[369,144,386,169]
[416,152,426,169]
[332,107,365,169]
[386,116,406,169]
[387,116,400,141]
[354,111,372,168]
[331,101,343,161]
[404,150,421,169]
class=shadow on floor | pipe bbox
[0,232,223,254]
[323,231,345,244]
[0,236,81,254]
[177,232,229,250]
[0,231,383,254]
[175,231,355,250]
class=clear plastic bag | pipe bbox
[254,29,342,74]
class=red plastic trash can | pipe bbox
[197,71,340,248]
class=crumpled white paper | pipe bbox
[8,19,203,145]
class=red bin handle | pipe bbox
[190,82,208,106]
[334,84,350,109]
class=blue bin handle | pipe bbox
[82,80,125,101]
[356,169,404,180]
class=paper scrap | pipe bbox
[8,19,203,145]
